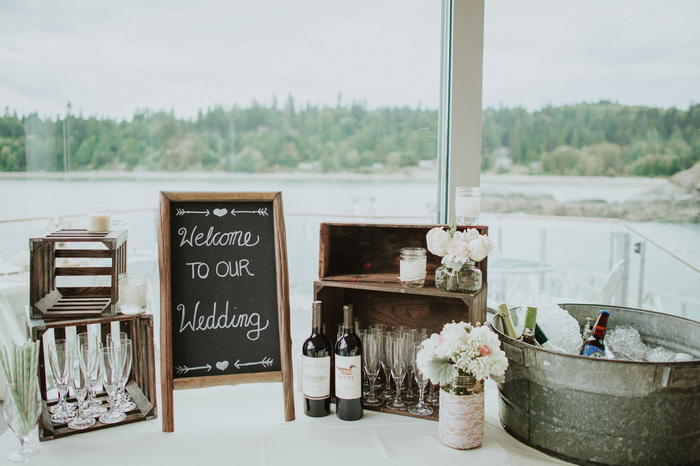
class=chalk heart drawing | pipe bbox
[216,360,229,371]
[213,208,228,217]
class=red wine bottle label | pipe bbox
[302,355,330,399]
[335,355,361,400]
[581,344,605,358]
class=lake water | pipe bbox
[1,174,698,319]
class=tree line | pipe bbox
[1,99,698,177]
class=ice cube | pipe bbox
[606,326,649,361]
[647,346,676,363]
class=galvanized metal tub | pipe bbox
[491,303,700,466]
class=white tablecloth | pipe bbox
[0,381,572,466]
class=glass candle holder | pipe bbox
[455,187,481,226]
[87,207,111,232]
[117,273,147,315]
[399,247,427,289]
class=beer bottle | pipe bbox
[519,307,537,345]
[497,303,519,339]
[580,310,610,358]
[581,317,594,342]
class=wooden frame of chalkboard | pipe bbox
[158,191,294,432]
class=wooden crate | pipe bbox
[319,223,489,285]
[29,313,157,441]
[316,222,490,421]
[314,280,487,421]
[29,229,127,319]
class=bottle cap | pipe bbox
[599,310,610,316]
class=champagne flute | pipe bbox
[387,335,408,410]
[77,333,107,417]
[67,361,95,430]
[361,332,382,406]
[368,324,387,390]
[98,347,126,424]
[358,330,370,396]
[378,331,394,400]
[111,338,136,412]
[4,382,41,462]
[408,343,434,416]
[47,340,77,424]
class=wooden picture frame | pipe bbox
[158,191,294,432]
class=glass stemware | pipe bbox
[408,343,434,416]
[98,347,126,424]
[47,340,77,424]
[368,324,387,390]
[361,332,382,407]
[67,361,96,430]
[4,381,42,462]
[378,331,394,400]
[77,333,107,418]
[110,338,136,412]
[387,336,408,410]
[358,330,370,397]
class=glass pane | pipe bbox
[0,2,442,334]
[481,1,700,318]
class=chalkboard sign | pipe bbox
[158,192,294,432]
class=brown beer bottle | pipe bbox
[580,310,610,358]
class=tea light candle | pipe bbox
[118,273,147,315]
[455,187,481,226]
[87,207,111,232]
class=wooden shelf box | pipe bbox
[315,222,490,421]
[319,222,488,284]
[29,313,157,441]
[29,229,127,319]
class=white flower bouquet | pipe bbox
[426,225,494,272]
[417,322,508,391]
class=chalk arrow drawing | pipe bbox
[176,208,210,217]
[230,208,268,217]
[234,357,274,369]
[175,364,212,375]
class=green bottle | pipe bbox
[519,307,537,345]
[497,303,519,339]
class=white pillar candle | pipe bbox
[87,207,111,232]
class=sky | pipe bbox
[0,0,698,120]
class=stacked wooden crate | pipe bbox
[314,223,488,420]
[28,229,157,440]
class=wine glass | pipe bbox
[408,343,434,416]
[387,335,408,410]
[4,381,41,462]
[361,332,382,406]
[110,338,136,412]
[67,361,95,430]
[98,347,126,424]
[77,333,107,417]
[47,340,77,424]
[378,331,394,400]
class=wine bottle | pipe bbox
[519,307,537,345]
[497,303,519,339]
[580,310,610,358]
[302,301,332,417]
[534,324,562,351]
[335,304,363,421]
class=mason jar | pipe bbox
[399,247,427,289]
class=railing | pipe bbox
[1,209,698,320]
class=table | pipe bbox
[488,258,555,304]
[0,381,572,466]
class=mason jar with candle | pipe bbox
[117,273,147,315]
[455,187,481,226]
[87,207,111,232]
[399,247,427,289]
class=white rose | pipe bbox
[467,235,494,262]
[426,227,451,257]
[464,228,480,243]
